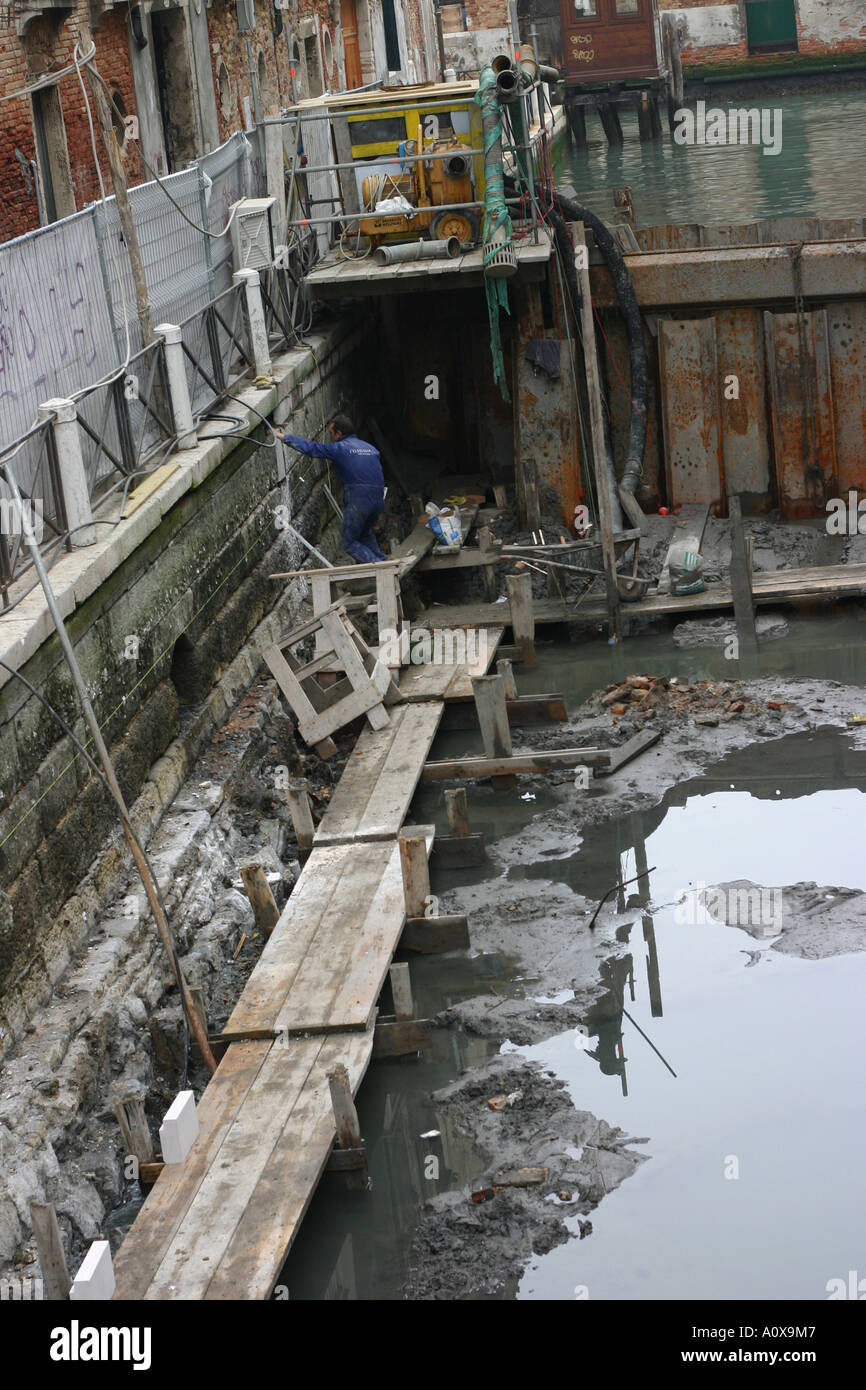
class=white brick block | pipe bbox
[69,1240,115,1301]
[159,1089,199,1164]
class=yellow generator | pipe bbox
[359,139,478,247]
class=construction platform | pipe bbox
[304,230,552,300]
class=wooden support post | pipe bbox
[728,495,758,655]
[598,102,624,147]
[284,777,315,852]
[240,864,280,936]
[471,674,512,758]
[478,525,499,601]
[496,658,518,700]
[444,787,471,836]
[505,571,536,667]
[523,464,541,532]
[399,832,430,918]
[189,986,208,1037]
[637,92,654,142]
[30,1202,71,1301]
[327,1063,366,1190]
[113,1094,155,1168]
[573,222,622,641]
[492,484,508,510]
[389,962,415,1021]
[566,101,587,148]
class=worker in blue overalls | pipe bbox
[274,413,387,564]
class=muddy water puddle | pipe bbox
[282,620,866,1299]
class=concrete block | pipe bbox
[159,1089,199,1164]
[69,1239,115,1301]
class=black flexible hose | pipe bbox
[544,186,649,496]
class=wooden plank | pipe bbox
[441,693,567,730]
[599,728,662,775]
[353,701,443,840]
[274,840,402,1035]
[121,463,180,518]
[221,845,358,1038]
[313,709,404,845]
[113,1041,273,1300]
[421,747,612,781]
[417,547,501,572]
[371,1018,434,1060]
[728,494,758,651]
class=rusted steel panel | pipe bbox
[658,319,724,513]
[513,282,582,528]
[825,301,866,495]
[701,224,763,249]
[821,218,866,241]
[760,216,824,245]
[715,308,772,510]
[764,309,838,520]
[590,241,866,309]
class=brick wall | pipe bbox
[0,6,139,243]
[442,0,509,35]
[661,1,866,66]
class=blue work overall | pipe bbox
[279,430,387,564]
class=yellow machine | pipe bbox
[331,85,485,250]
[359,138,477,246]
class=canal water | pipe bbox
[552,87,866,226]
[282,613,866,1299]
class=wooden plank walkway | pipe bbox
[113,1031,373,1301]
[314,704,444,845]
[413,563,866,630]
[221,827,433,1040]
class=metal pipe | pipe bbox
[293,146,484,176]
[275,97,484,123]
[373,236,459,264]
[496,68,521,105]
[288,196,528,227]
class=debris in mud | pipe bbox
[696,879,866,959]
[404,1063,647,1300]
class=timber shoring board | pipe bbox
[412,563,866,629]
[314,702,444,845]
[114,1031,373,1301]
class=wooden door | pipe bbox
[560,0,663,85]
[342,0,364,89]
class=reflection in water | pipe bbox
[555,90,866,226]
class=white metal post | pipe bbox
[37,397,95,547]
[233,268,272,379]
[155,323,197,449]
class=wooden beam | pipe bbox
[389,962,415,1021]
[30,1202,70,1301]
[444,787,471,836]
[372,1018,434,1060]
[573,221,622,639]
[441,694,567,730]
[422,747,611,781]
[505,572,536,667]
[240,864,280,937]
[600,727,661,774]
[113,1094,155,1167]
[471,674,513,758]
[327,1061,366,1189]
[284,778,315,853]
[399,832,431,918]
[496,658,518,699]
[728,495,758,653]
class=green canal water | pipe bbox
[552,87,866,227]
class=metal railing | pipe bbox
[75,340,175,506]
[0,420,71,608]
[180,282,252,417]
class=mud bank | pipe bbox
[402,669,866,1298]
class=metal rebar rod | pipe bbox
[288,196,528,228]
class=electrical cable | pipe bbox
[0,656,193,1089]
